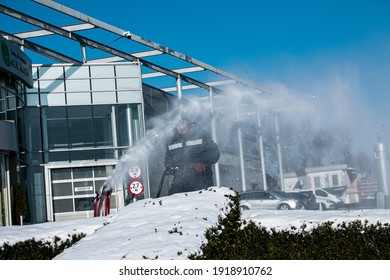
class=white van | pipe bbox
[299,189,344,210]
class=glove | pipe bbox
[193,163,206,172]
[165,166,182,176]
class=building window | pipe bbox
[93,105,113,147]
[51,168,71,180]
[43,104,140,163]
[46,107,68,149]
[68,106,93,148]
[0,71,26,121]
[314,177,321,189]
[332,174,339,186]
[50,165,115,218]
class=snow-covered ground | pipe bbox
[0,187,235,260]
[2,186,390,260]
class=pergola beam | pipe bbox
[14,23,95,38]
[0,30,82,64]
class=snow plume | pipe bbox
[273,65,383,151]
[213,84,311,123]
[101,99,214,193]
[102,135,164,192]
[255,57,389,152]
[101,84,310,194]
[228,61,386,157]
[102,114,172,193]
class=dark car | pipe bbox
[273,190,318,210]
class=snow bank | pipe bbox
[3,186,390,260]
[55,187,235,260]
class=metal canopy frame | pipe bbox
[0,0,268,97]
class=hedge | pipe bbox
[190,193,390,259]
[0,233,85,260]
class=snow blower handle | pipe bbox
[156,168,172,198]
[91,191,100,202]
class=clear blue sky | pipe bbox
[2,0,390,154]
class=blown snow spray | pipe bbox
[93,110,181,216]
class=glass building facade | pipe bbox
[0,35,32,226]
[0,71,28,226]
[25,63,146,222]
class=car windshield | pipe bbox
[315,190,328,197]
[269,191,283,199]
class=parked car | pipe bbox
[239,190,302,211]
[299,189,344,210]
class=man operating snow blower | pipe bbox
[163,114,220,195]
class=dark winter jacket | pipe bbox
[164,125,220,194]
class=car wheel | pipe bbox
[319,203,327,210]
[240,206,249,211]
[278,204,291,210]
